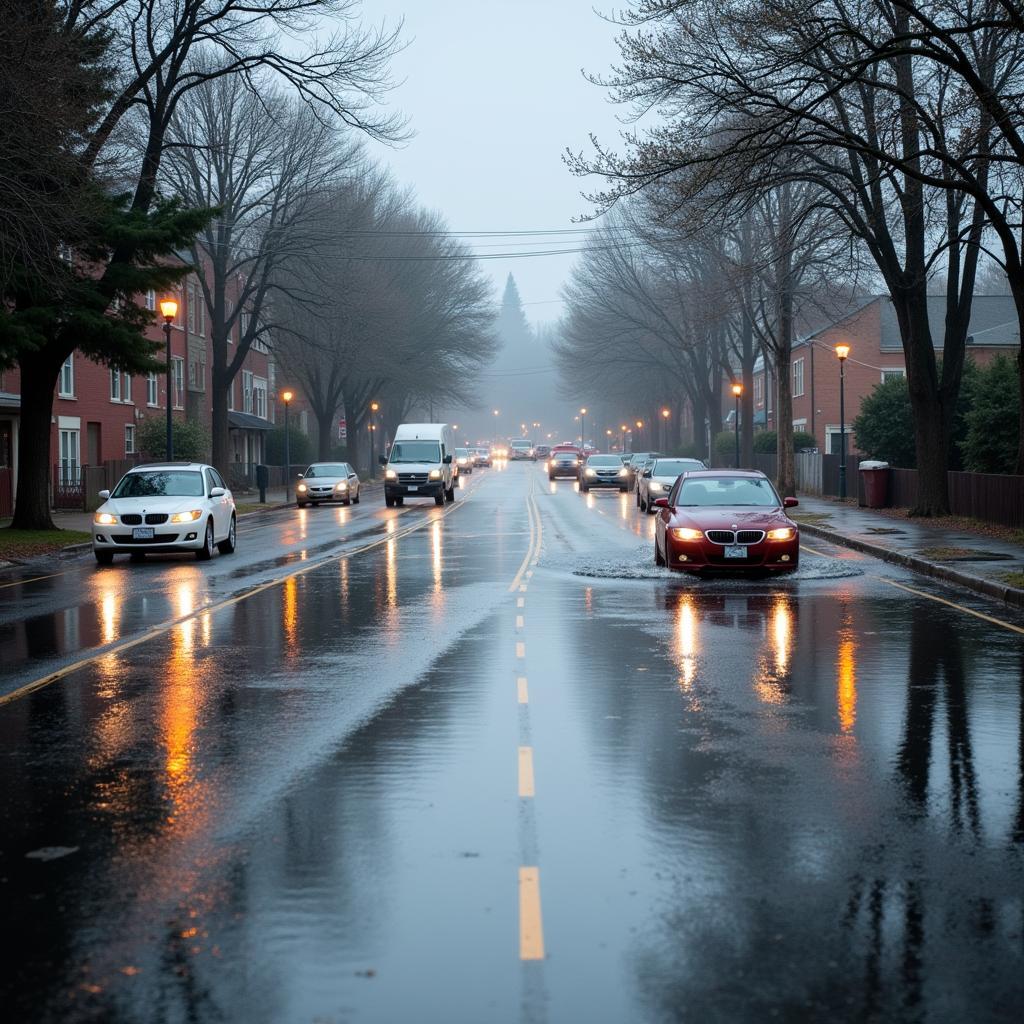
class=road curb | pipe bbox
[799,522,1024,609]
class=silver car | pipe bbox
[637,457,707,513]
[296,462,361,507]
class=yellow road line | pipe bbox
[517,677,529,704]
[518,746,535,797]
[515,642,526,659]
[516,615,524,630]
[878,577,1024,635]
[799,543,834,558]
[517,597,525,608]
[519,584,528,593]
[0,570,68,591]
[518,867,545,960]
[0,502,466,709]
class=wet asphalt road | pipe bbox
[2,462,1023,1023]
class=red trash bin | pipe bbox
[859,460,890,508]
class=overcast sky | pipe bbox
[362,0,626,326]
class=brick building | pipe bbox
[0,260,277,514]
[737,294,1020,453]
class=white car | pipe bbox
[637,457,707,513]
[296,462,361,507]
[92,462,236,564]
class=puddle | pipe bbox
[549,544,864,581]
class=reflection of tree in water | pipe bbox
[896,604,980,838]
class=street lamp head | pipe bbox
[635,420,642,429]
[731,382,743,397]
[580,407,587,415]
[159,298,178,322]
[606,428,612,436]
[835,343,851,361]
[370,401,379,412]
[493,409,499,416]
[661,408,670,418]
[281,389,294,404]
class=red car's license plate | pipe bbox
[724,545,746,559]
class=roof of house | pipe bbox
[228,411,273,431]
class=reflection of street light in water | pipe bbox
[674,594,698,689]
[837,612,857,732]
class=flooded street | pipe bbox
[2,463,1023,1023]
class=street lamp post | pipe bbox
[661,407,670,451]
[580,407,587,449]
[370,401,379,476]
[635,420,643,448]
[620,424,628,451]
[835,344,850,498]
[281,390,294,502]
[731,382,743,468]
[159,298,178,460]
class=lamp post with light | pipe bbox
[731,382,743,468]
[835,344,850,498]
[661,407,670,451]
[281,390,294,501]
[159,298,178,460]
[620,424,628,451]
[635,420,643,447]
[370,401,379,476]
[580,407,587,449]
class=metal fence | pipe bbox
[52,465,84,510]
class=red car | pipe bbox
[653,470,800,574]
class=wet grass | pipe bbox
[998,570,1024,590]
[788,511,833,526]
[0,527,92,561]
[235,502,273,516]
[915,545,1012,562]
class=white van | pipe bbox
[382,423,457,507]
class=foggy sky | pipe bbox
[362,0,624,327]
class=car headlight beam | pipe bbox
[385,469,397,480]
[94,512,117,526]
[671,527,703,541]
[297,483,308,493]
[170,509,203,524]
[428,469,442,480]
[767,527,797,541]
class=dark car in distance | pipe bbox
[653,470,800,575]
[548,451,581,480]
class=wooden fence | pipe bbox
[890,467,1024,528]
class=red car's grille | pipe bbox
[737,530,765,544]
[706,530,734,544]
[705,529,766,545]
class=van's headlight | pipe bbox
[94,512,117,525]
[767,527,796,541]
[429,469,442,479]
[170,509,203,523]
[385,469,397,480]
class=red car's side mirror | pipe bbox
[784,496,799,508]
[653,498,669,508]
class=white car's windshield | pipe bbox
[653,459,704,477]
[113,471,205,498]
[677,477,780,507]
[389,441,441,464]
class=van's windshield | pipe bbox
[389,441,442,464]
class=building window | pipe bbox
[172,356,185,409]
[253,377,268,419]
[145,289,156,311]
[227,379,235,411]
[198,295,206,337]
[188,348,206,392]
[59,356,75,398]
[110,369,122,402]
[59,429,80,483]
[124,424,136,455]
[242,370,253,414]
[240,311,250,342]
[792,357,805,398]
[147,372,159,407]
[754,375,763,405]
[881,368,906,383]
[187,282,197,334]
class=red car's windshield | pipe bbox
[676,477,780,507]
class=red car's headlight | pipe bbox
[766,527,797,541]
[671,528,702,541]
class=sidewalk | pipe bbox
[794,495,1024,607]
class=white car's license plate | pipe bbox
[407,485,418,492]
[724,545,746,559]
[132,527,154,540]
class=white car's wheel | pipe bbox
[218,515,236,554]
[196,519,215,560]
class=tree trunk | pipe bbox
[740,317,755,466]
[775,342,796,497]
[211,354,231,479]
[316,407,335,460]
[11,350,65,530]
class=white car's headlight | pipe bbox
[767,527,796,541]
[334,481,348,490]
[170,510,203,524]
[585,468,596,477]
[648,482,664,492]
[94,512,117,526]
[429,469,442,479]
[297,483,308,493]
[618,467,628,476]
[385,469,397,480]
[458,458,467,465]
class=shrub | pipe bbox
[714,430,738,462]
[752,430,818,454]
[961,355,1021,473]
[136,415,210,462]
[265,425,312,466]
[852,376,916,467]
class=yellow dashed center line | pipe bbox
[518,746,535,797]
[517,597,525,608]
[515,641,526,659]
[519,867,545,960]
[517,677,529,704]
[516,615,524,629]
